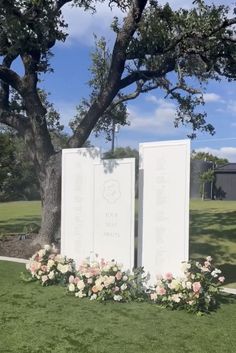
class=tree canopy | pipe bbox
[192,150,229,167]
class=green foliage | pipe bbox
[199,169,215,183]
[0,131,40,201]
[124,1,236,136]
[192,151,229,167]
[71,37,129,140]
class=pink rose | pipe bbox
[115,271,122,281]
[218,276,225,283]
[156,286,166,295]
[41,265,47,272]
[204,261,211,268]
[69,275,75,284]
[192,282,201,293]
[150,293,157,301]
[74,277,80,284]
[92,285,99,293]
[113,286,119,292]
[164,272,173,280]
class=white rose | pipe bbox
[41,275,48,284]
[114,295,122,301]
[121,283,127,291]
[77,280,85,291]
[90,294,97,300]
[186,281,192,289]
[48,271,55,280]
[38,249,46,258]
[75,291,85,298]
[68,283,75,292]
[172,294,181,303]
[122,275,128,281]
[55,255,65,264]
[181,262,191,273]
[169,279,180,290]
[44,244,51,251]
[57,264,69,274]
[47,259,55,270]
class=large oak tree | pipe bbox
[0,0,236,244]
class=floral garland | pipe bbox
[149,256,225,313]
[24,244,75,286]
[24,247,226,313]
[68,258,147,302]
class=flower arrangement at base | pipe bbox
[23,244,76,286]
[150,257,225,314]
[68,257,147,302]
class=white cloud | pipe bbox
[194,147,236,162]
[60,2,122,46]
[203,93,223,103]
[227,100,236,114]
[127,99,180,134]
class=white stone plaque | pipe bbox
[93,159,135,270]
[138,140,190,281]
[61,148,101,262]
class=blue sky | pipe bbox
[38,0,236,161]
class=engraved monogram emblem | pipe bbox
[103,180,121,203]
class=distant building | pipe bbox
[190,160,213,199]
[214,163,236,200]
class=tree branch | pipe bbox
[119,60,175,89]
[69,0,148,147]
[0,110,30,134]
[0,66,23,93]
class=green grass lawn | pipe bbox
[0,200,235,287]
[190,200,236,288]
[0,201,41,234]
[0,260,236,353]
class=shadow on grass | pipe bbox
[0,216,41,234]
[219,292,236,306]
[190,210,236,241]
[190,208,236,285]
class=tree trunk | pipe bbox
[33,152,62,246]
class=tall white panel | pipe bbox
[138,140,190,281]
[61,148,101,262]
[93,159,135,270]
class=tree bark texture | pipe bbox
[35,153,62,246]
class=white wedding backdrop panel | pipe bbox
[61,148,135,270]
[138,140,190,281]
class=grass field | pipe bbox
[0,201,41,235]
[0,260,236,353]
[190,200,236,288]
[0,200,235,286]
